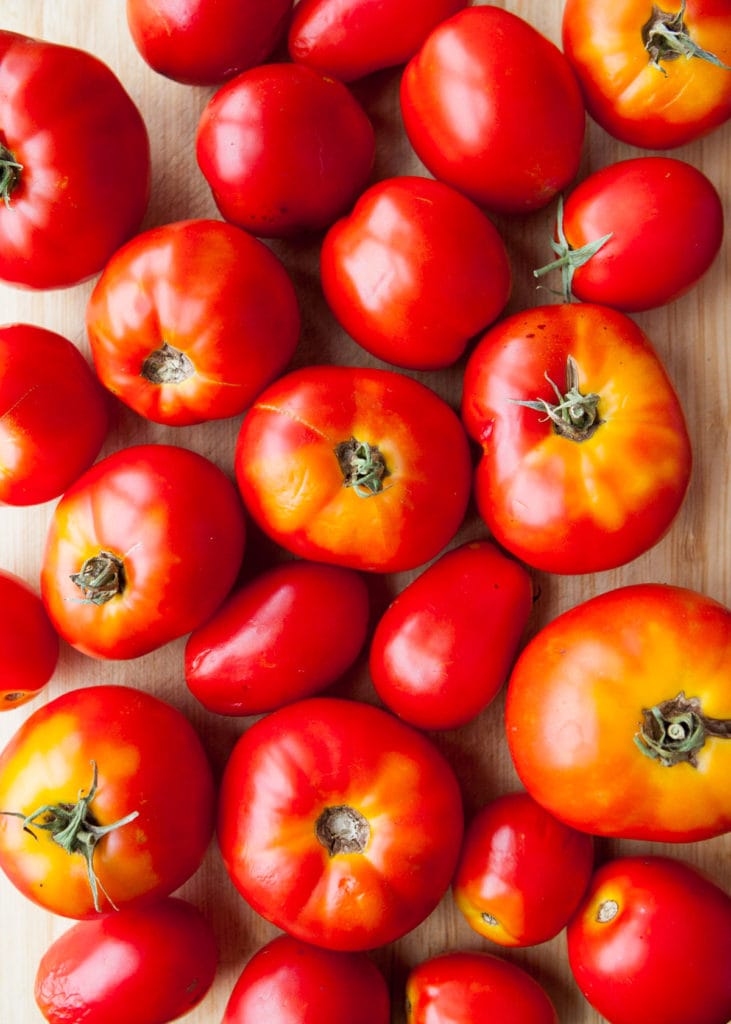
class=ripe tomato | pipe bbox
[217,696,464,951]
[563,0,731,148]
[35,897,218,1024]
[221,934,390,1023]
[85,219,300,427]
[505,584,731,842]
[235,364,471,573]
[400,6,585,215]
[534,157,724,312]
[369,541,533,730]
[40,444,246,660]
[0,570,58,710]
[0,685,216,918]
[185,559,370,716]
[461,303,692,574]
[196,63,375,238]
[0,31,149,290]
[320,175,511,370]
[567,856,731,1024]
[453,791,594,947]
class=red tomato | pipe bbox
[0,324,108,506]
[217,696,464,950]
[126,0,293,85]
[461,303,692,574]
[196,63,375,238]
[400,6,585,215]
[505,584,731,842]
[320,175,511,370]
[563,0,731,148]
[0,570,58,710]
[0,685,215,918]
[185,559,370,715]
[453,792,594,947]
[567,856,731,1024]
[222,934,390,1023]
[35,897,218,1024]
[40,444,246,660]
[0,31,149,290]
[369,541,532,730]
[86,219,300,426]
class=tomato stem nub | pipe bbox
[510,355,602,442]
[643,1,731,73]
[533,195,613,302]
[70,550,125,605]
[334,437,390,498]
[141,342,195,385]
[315,804,370,855]
[634,691,731,767]
[0,142,22,208]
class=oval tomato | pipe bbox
[505,584,731,842]
[0,570,58,710]
[217,696,464,950]
[85,219,300,426]
[320,175,511,370]
[0,684,215,918]
[461,303,692,574]
[235,364,471,573]
[40,443,246,660]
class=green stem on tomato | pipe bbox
[643,0,731,73]
[0,142,23,208]
[510,355,602,442]
[533,194,613,302]
[634,691,731,767]
[70,551,125,605]
[334,436,391,498]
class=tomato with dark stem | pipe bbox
[0,570,58,710]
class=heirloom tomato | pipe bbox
[461,303,692,574]
[0,685,215,919]
[235,364,471,573]
[505,584,731,842]
[217,696,464,950]
[0,570,58,709]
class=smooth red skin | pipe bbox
[453,792,594,947]
[86,219,300,427]
[222,934,390,1023]
[288,0,467,82]
[400,7,585,215]
[126,0,293,85]
[567,856,731,1024]
[0,324,109,505]
[406,951,559,1024]
[0,570,58,710]
[35,897,218,1024]
[369,541,532,730]
[196,63,375,238]
[40,444,246,660]
[0,31,150,290]
[320,176,511,370]
[185,560,370,716]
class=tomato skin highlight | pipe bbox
[0,570,59,710]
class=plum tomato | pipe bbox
[0,570,59,710]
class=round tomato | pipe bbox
[567,856,731,1024]
[563,0,731,148]
[196,63,375,238]
[0,570,58,710]
[0,30,150,290]
[235,364,471,573]
[399,6,586,215]
[35,896,218,1024]
[85,219,300,426]
[320,175,511,370]
[217,696,464,951]
[40,443,246,660]
[461,303,692,574]
[369,540,533,730]
[0,684,215,918]
[505,584,731,842]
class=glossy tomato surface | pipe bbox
[0,570,58,710]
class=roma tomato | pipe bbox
[40,444,246,660]
[400,6,585,215]
[235,364,471,573]
[567,856,731,1024]
[505,584,731,842]
[217,696,464,950]
[0,570,58,710]
[0,31,149,290]
[563,0,731,148]
[461,303,692,574]
[369,541,533,730]
[320,175,511,370]
[453,792,594,947]
[0,685,216,918]
[86,219,300,426]
[196,63,375,238]
[35,897,218,1024]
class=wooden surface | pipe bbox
[0,2,729,1021]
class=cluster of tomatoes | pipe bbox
[0,1,730,1023]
